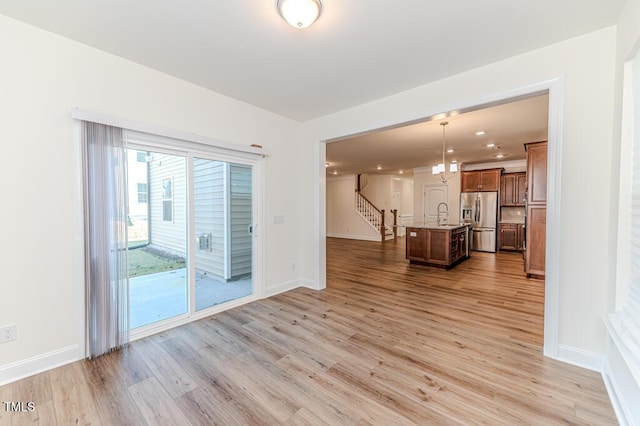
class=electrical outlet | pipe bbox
[0,324,17,343]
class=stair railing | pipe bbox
[355,191,397,240]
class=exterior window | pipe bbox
[137,183,148,203]
[162,178,173,222]
[136,151,147,162]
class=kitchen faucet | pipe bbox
[437,202,449,226]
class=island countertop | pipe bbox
[400,223,470,230]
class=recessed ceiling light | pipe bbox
[325,162,330,168]
[486,143,496,148]
[333,170,338,175]
[447,149,454,153]
[398,170,404,174]
[476,131,486,136]
[376,165,383,170]
[451,160,458,163]
[496,154,505,158]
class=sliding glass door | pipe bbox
[125,144,257,332]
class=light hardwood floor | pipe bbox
[0,237,617,425]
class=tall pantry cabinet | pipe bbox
[524,141,547,278]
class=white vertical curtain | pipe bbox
[622,49,640,356]
[82,121,129,358]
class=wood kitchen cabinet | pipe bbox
[526,142,547,204]
[500,172,526,206]
[426,230,449,265]
[450,226,468,263]
[518,224,525,251]
[499,223,524,252]
[406,228,428,262]
[461,169,502,192]
[524,141,547,278]
[406,226,468,268]
[525,206,546,276]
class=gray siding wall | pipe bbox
[230,164,252,278]
[149,154,187,257]
[148,156,252,279]
[193,159,225,279]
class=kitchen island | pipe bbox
[404,223,470,269]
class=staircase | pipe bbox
[355,190,396,241]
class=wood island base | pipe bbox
[405,225,470,270]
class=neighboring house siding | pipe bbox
[149,154,187,257]
[194,158,225,280]
[230,164,252,278]
[127,150,149,218]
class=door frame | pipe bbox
[317,77,564,360]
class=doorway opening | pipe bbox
[321,82,561,358]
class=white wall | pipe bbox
[361,175,392,211]
[401,179,414,216]
[326,175,382,240]
[301,26,618,364]
[0,15,302,383]
[359,174,413,230]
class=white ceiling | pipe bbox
[0,0,623,122]
[326,93,549,177]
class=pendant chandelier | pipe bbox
[432,121,458,183]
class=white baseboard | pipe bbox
[0,344,81,386]
[326,232,381,242]
[263,278,321,298]
[300,278,318,290]
[557,344,603,372]
[264,278,305,298]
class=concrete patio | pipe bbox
[129,268,252,329]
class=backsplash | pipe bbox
[501,206,525,223]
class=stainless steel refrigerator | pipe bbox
[460,192,498,252]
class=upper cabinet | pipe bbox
[525,142,547,204]
[461,169,502,192]
[500,172,526,206]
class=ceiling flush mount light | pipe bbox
[277,0,323,29]
[432,121,458,184]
